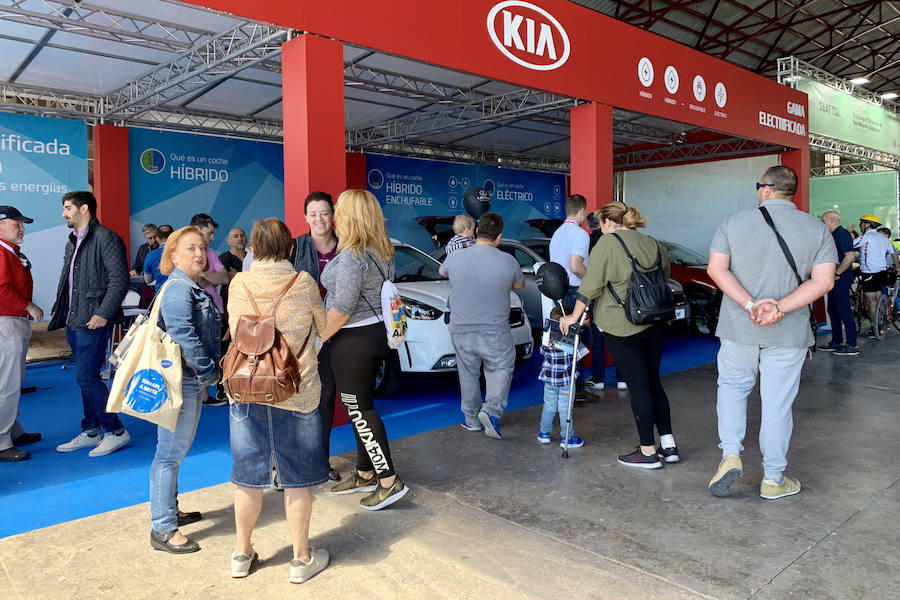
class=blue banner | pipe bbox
[0,112,88,314]
[128,128,284,255]
[366,154,566,251]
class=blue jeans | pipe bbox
[826,276,856,347]
[563,288,589,391]
[540,383,574,438]
[66,324,123,434]
[150,377,203,532]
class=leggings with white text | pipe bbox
[329,323,395,479]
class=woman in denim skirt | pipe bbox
[225,218,329,583]
[150,226,222,554]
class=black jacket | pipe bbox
[48,218,129,331]
[291,233,338,281]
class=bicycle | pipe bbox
[852,270,899,340]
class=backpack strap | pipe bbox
[242,273,300,316]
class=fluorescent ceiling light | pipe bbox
[849,77,869,85]
[881,92,898,100]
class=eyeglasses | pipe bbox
[756,183,775,190]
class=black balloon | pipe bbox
[463,187,491,218]
[536,262,569,301]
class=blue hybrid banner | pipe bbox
[128,127,284,256]
[0,112,88,314]
[365,154,566,251]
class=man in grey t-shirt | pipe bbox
[706,165,835,501]
[439,212,525,440]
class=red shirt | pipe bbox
[0,241,33,317]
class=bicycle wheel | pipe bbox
[874,295,889,340]
[892,291,900,333]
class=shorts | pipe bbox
[229,402,328,489]
[861,271,886,293]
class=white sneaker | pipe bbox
[584,378,605,392]
[290,548,329,583]
[231,549,257,578]
[88,430,131,457]
[616,381,628,390]
[56,431,102,453]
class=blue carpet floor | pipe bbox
[0,335,719,537]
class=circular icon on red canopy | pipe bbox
[638,57,654,87]
[693,75,707,102]
[714,82,727,108]
[665,66,679,94]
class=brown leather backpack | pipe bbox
[221,274,311,405]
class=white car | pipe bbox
[376,242,534,395]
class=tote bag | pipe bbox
[107,281,184,431]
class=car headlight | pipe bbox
[401,297,443,320]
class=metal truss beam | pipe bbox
[0,80,104,118]
[344,63,483,105]
[777,56,899,116]
[0,0,212,53]
[358,142,570,174]
[347,89,576,146]
[808,132,900,169]
[103,23,290,119]
[810,162,895,177]
[613,137,783,170]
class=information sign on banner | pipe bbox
[366,154,565,251]
[0,112,88,315]
[798,78,900,157]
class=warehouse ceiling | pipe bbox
[0,0,896,171]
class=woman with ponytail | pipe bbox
[559,202,680,469]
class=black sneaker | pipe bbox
[617,448,663,469]
[656,446,680,463]
[833,345,859,356]
[203,395,227,407]
[817,342,840,352]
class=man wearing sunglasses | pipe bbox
[705,166,836,501]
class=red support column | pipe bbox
[781,147,810,212]
[570,103,613,213]
[346,152,366,189]
[282,34,347,236]
[93,124,131,258]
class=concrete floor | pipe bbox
[2,332,898,599]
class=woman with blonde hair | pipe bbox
[226,217,329,583]
[150,226,221,554]
[320,189,409,510]
[560,202,680,470]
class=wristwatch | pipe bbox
[744,299,756,311]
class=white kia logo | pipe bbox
[487,1,571,71]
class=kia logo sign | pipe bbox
[487,1,570,71]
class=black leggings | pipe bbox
[328,323,395,479]
[603,323,673,446]
[317,341,336,461]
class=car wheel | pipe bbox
[685,286,721,336]
[373,350,401,397]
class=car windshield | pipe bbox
[660,240,708,267]
[394,245,447,282]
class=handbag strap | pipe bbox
[242,273,299,316]
[758,206,813,316]
[362,252,389,319]
[606,232,663,308]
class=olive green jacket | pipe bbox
[578,228,671,337]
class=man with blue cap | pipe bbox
[0,205,43,462]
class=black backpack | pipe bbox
[606,233,675,325]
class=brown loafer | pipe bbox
[150,530,200,554]
[0,447,30,462]
[176,511,202,526]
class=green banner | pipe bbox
[810,171,899,235]
[798,78,900,157]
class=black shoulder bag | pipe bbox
[758,206,818,357]
[606,233,675,325]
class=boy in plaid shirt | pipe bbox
[537,307,585,448]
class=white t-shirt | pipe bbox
[549,220,590,286]
[854,229,897,273]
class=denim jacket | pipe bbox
[157,268,221,386]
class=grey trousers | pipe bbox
[0,316,31,451]
[716,339,806,480]
[451,329,516,421]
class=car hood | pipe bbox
[396,280,520,310]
